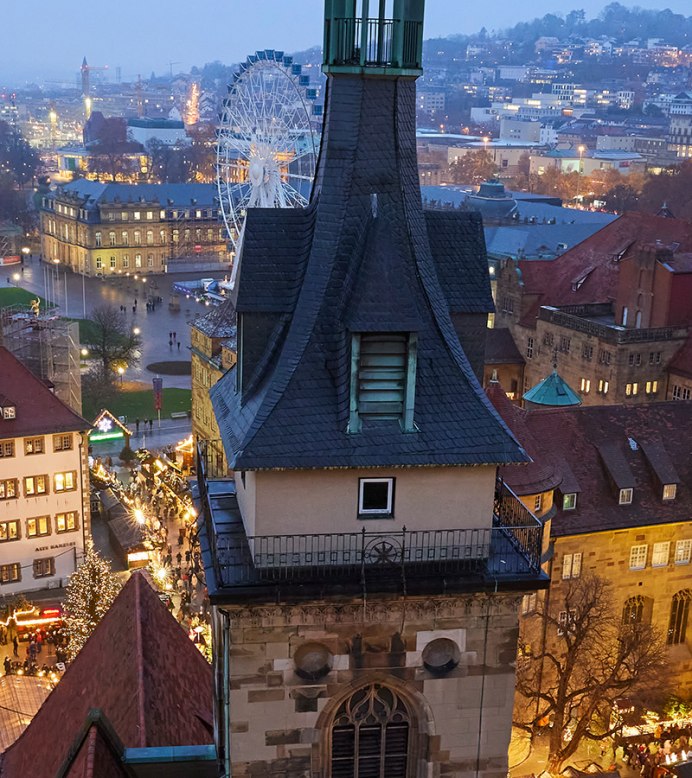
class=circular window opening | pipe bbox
[294,642,333,681]
[422,638,460,675]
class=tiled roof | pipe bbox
[0,347,89,438]
[211,75,527,470]
[512,212,692,327]
[61,716,129,778]
[1,573,213,778]
[190,298,237,340]
[668,336,692,378]
[516,402,692,536]
[485,328,524,365]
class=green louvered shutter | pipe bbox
[358,334,407,417]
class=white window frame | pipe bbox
[562,552,582,580]
[619,488,633,505]
[533,494,542,512]
[663,484,677,501]
[557,610,576,636]
[629,544,648,571]
[562,493,577,511]
[358,477,394,518]
[674,539,692,565]
[652,542,670,568]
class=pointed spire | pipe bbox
[657,202,675,218]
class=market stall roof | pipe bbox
[89,409,132,441]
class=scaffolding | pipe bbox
[0,305,83,415]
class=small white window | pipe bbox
[134,211,141,220]
[557,610,575,636]
[652,542,670,568]
[663,484,677,501]
[533,494,542,512]
[619,488,633,505]
[522,592,538,614]
[674,540,692,565]
[562,493,577,511]
[562,552,582,579]
[629,544,648,570]
[358,478,394,517]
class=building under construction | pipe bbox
[0,304,82,415]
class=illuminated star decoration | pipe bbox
[97,417,113,433]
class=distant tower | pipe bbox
[115,66,122,84]
[136,75,144,118]
[81,56,89,98]
[199,2,545,777]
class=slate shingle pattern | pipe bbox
[211,75,527,470]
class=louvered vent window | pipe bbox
[330,684,411,778]
[349,333,417,433]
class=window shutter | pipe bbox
[358,334,407,416]
[571,552,582,578]
[562,554,572,579]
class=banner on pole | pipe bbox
[153,376,163,412]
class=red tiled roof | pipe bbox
[486,380,562,494]
[1,573,213,778]
[514,212,692,327]
[516,401,692,537]
[62,720,129,778]
[0,347,89,438]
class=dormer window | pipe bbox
[2,407,15,420]
[663,484,677,501]
[562,493,577,511]
[619,488,633,505]
[349,333,417,433]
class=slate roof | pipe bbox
[0,347,89,439]
[211,74,527,470]
[485,328,524,365]
[55,179,218,208]
[1,573,213,778]
[190,297,237,340]
[515,402,692,537]
[509,211,692,328]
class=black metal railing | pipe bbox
[325,17,422,70]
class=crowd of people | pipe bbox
[618,723,692,777]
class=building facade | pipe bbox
[0,348,90,595]
[198,3,546,777]
[40,179,229,276]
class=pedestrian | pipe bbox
[3,656,10,675]
[132,305,136,314]
[177,341,181,351]
[169,338,173,350]
[149,418,153,431]
[135,418,140,434]
[134,298,137,307]
[169,331,172,340]
[173,331,176,341]
[176,551,182,566]
[12,635,18,657]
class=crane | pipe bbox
[81,57,109,118]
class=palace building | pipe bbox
[40,179,228,276]
[0,347,90,595]
[198,3,546,776]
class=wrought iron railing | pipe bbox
[196,446,543,589]
[325,17,422,70]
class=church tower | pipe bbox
[199,3,546,776]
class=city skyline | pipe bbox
[2,0,692,85]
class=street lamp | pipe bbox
[12,272,20,285]
[133,327,141,336]
[118,366,125,385]
[577,145,586,202]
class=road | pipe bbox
[0,257,229,390]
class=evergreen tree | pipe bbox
[63,542,121,661]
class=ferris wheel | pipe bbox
[216,49,323,255]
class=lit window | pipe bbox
[0,441,15,458]
[562,552,582,579]
[54,471,76,493]
[0,563,20,583]
[0,479,17,499]
[56,511,78,533]
[358,478,395,518]
[619,488,633,505]
[95,231,102,247]
[562,493,577,510]
[629,544,647,570]
[123,255,130,268]
[109,231,116,246]
[134,211,141,220]
[667,591,691,645]
[580,378,590,393]
[121,211,128,221]
[134,230,141,245]
[33,558,55,578]
[0,520,20,542]
[146,230,154,245]
[645,380,658,394]
[146,211,154,220]
[652,542,670,568]
[663,484,677,501]
[135,254,142,268]
[674,540,692,565]
[598,379,609,395]
[122,231,129,246]
[24,475,48,496]
[27,516,50,538]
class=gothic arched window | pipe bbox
[668,590,691,645]
[330,684,411,777]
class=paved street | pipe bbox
[0,257,229,389]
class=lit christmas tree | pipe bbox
[63,541,121,661]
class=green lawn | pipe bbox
[0,287,47,309]
[83,388,191,422]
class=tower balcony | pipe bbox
[196,445,546,602]
[324,17,423,71]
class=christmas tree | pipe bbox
[63,541,122,661]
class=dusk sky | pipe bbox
[2,0,691,85]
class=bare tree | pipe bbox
[515,575,668,773]
[83,305,141,379]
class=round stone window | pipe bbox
[422,638,460,675]
[294,642,333,681]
